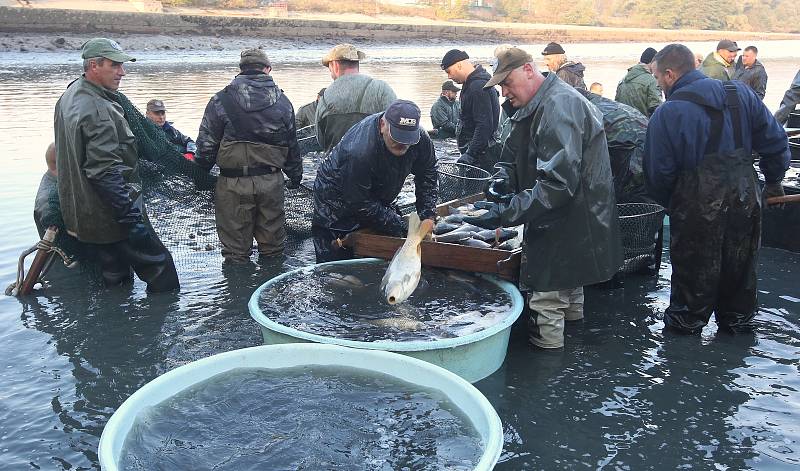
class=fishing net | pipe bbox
[42,91,319,270]
[437,162,491,204]
[616,203,665,274]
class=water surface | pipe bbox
[0,43,798,470]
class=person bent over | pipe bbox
[312,100,437,262]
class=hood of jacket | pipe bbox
[622,63,651,83]
[558,61,585,77]
[227,72,282,112]
[464,64,491,87]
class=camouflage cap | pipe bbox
[239,48,271,68]
[81,38,136,62]
[485,47,533,88]
[146,99,166,112]
[321,44,366,67]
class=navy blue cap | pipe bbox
[384,99,421,146]
[441,49,469,70]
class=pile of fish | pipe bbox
[432,201,522,251]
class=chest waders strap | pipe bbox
[669,84,743,155]
[218,87,248,136]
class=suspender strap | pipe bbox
[723,82,744,149]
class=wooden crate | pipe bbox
[340,194,522,281]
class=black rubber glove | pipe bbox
[89,169,142,225]
[762,182,785,209]
[285,178,302,190]
[485,178,514,204]
[457,153,476,166]
[462,204,503,229]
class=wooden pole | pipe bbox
[766,194,800,205]
[18,226,58,296]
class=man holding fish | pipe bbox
[312,99,438,263]
[464,47,623,349]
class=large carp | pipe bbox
[380,212,432,305]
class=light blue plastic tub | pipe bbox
[98,344,503,471]
[248,258,524,383]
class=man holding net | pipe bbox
[54,38,179,293]
[196,48,302,263]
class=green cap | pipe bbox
[81,38,136,62]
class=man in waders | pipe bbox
[196,49,302,263]
[462,47,622,350]
[315,44,396,152]
[54,38,179,292]
[644,43,790,334]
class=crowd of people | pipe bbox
[39,36,798,349]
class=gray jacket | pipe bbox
[430,96,460,138]
[495,73,623,291]
[315,74,396,151]
[775,69,800,125]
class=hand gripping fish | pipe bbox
[381,213,432,305]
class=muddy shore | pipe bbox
[0,5,798,54]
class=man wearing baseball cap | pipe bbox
[53,38,179,292]
[315,43,396,152]
[440,48,500,170]
[195,48,302,263]
[312,99,438,262]
[145,99,197,159]
[462,47,622,350]
[430,80,461,139]
[700,39,740,81]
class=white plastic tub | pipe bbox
[249,258,525,383]
[98,344,503,470]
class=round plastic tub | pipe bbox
[249,258,524,383]
[98,344,503,470]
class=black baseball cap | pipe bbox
[717,39,741,52]
[541,42,566,56]
[441,49,469,70]
[383,99,421,146]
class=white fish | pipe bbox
[381,212,431,305]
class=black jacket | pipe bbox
[458,65,500,157]
[312,113,438,236]
[732,60,768,100]
[161,121,197,154]
[195,72,301,181]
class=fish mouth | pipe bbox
[387,296,398,305]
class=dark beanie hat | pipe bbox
[541,42,566,56]
[640,47,657,64]
[441,49,469,70]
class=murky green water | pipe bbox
[120,366,483,470]
[0,43,798,470]
[258,261,514,342]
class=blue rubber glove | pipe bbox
[285,178,302,190]
[462,205,504,229]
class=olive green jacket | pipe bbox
[496,73,623,291]
[615,64,662,117]
[54,77,141,244]
[700,52,733,81]
[315,74,396,151]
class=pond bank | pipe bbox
[1,5,798,53]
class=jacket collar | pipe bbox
[713,51,732,67]
[78,75,119,101]
[666,69,705,99]
[512,72,558,121]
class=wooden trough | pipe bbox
[340,194,522,281]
